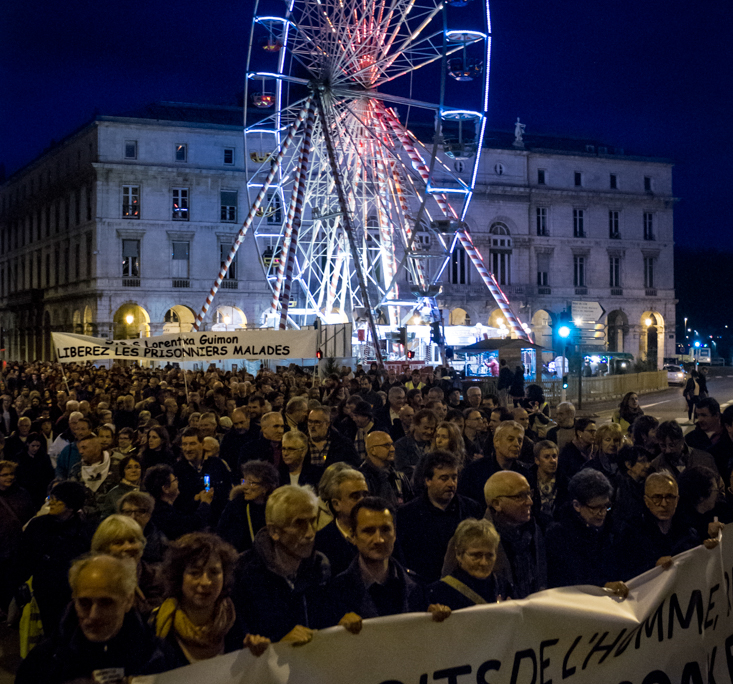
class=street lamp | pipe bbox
[125,314,134,325]
[558,325,570,403]
[644,318,652,327]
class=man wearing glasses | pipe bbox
[615,472,701,578]
[359,432,413,506]
[481,470,547,598]
[306,408,360,471]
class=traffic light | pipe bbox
[407,350,415,359]
[398,326,407,347]
[562,375,568,389]
[316,349,323,359]
[445,346,454,360]
[429,321,443,345]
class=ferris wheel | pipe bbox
[193,0,531,357]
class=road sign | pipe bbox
[571,301,606,325]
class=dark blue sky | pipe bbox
[2,0,731,249]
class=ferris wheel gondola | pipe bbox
[192,0,531,356]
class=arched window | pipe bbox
[489,222,512,285]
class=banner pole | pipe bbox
[52,337,71,395]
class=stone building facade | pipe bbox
[0,105,675,367]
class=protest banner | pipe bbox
[134,526,733,684]
[51,330,319,363]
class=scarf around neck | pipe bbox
[155,597,236,663]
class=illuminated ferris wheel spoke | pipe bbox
[228,0,532,355]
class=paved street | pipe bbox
[583,367,733,429]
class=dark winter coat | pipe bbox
[233,528,331,641]
[327,556,427,624]
[16,605,176,684]
[545,504,618,588]
[396,492,482,582]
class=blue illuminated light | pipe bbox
[558,326,571,338]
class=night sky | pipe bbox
[2,0,732,250]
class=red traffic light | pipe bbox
[407,350,415,359]
[316,349,323,359]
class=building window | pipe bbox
[175,144,187,162]
[63,244,69,283]
[220,190,237,222]
[224,148,234,165]
[172,188,189,220]
[536,207,548,236]
[46,205,51,237]
[86,186,93,221]
[573,209,585,237]
[609,210,620,238]
[610,174,618,190]
[45,254,50,287]
[643,212,654,240]
[574,171,582,187]
[573,255,585,287]
[644,257,655,288]
[74,243,80,281]
[450,246,470,285]
[489,223,512,286]
[64,199,70,230]
[124,141,137,159]
[644,176,652,192]
[537,169,546,185]
[537,253,550,286]
[171,241,190,277]
[54,247,60,285]
[122,185,140,218]
[609,256,620,287]
[122,239,140,277]
[221,243,237,280]
[75,189,81,225]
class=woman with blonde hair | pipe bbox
[584,423,626,479]
[92,513,163,614]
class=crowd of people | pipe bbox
[0,360,729,683]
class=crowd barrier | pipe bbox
[540,370,669,406]
[137,525,733,684]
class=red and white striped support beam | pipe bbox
[381,106,531,343]
[278,101,317,329]
[193,97,313,331]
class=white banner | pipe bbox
[51,330,318,362]
[136,526,733,684]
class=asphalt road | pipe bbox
[585,366,733,429]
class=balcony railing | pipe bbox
[537,286,551,295]
[645,288,657,296]
[575,287,588,295]
[172,279,190,288]
[611,288,623,296]
[221,280,239,290]
[122,278,140,287]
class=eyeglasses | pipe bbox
[372,443,395,450]
[647,494,679,505]
[121,508,148,516]
[583,503,612,514]
[282,446,306,453]
[498,491,532,502]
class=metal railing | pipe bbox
[539,370,667,406]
